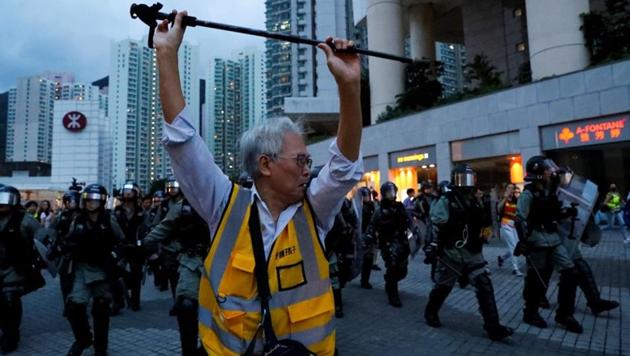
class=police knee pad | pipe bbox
[92,297,111,316]
[175,296,198,314]
[473,273,494,293]
[573,258,591,275]
[65,301,87,316]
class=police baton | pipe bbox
[130,3,416,64]
[524,256,548,290]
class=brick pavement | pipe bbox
[7,230,630,355]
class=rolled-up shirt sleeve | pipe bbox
[308,140,364,235]
[161,106,232,235]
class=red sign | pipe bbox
[62,111,88,132]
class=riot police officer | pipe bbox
[325,197,358,318]
[146,177,185,314]
[112,182,148,312]
[58,184,124,355]
[49,185,83,310]
[366,182,411,307]
[423,164,513,341]
[515,156,583,333]
[359,187,377,289]
[0,185,43,353]
[145,196,210,355]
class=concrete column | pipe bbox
[525,0,590,80]
[409,4,436,61]
[436,142,452,182]
[378,152,389,187]
[367,0,405,124]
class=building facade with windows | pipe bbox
[108,38,199,192]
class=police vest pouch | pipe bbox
[244,203,315,356]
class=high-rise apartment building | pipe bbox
[207,48,266,177]
[108,38,199,191]
[5,76,57,163]
[265,0,354,133]
[435,42,466,97]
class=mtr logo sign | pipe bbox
[62,111,88,132]
[542,114,630,150]
[557,118,625,144]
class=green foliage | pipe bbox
[377,60,443,123]
[463,54,505,94]
[581,0,630,64]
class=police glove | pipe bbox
[560,206,578,219]
[513,241,529,257]
[423,242,438,265]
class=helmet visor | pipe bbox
[83,192,106,201]
[0,192,19,206]
[452,172,476,187]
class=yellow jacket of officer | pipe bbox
[198,185,335,355]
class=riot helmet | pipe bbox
[166,177,180,197]
[81,184,108,212]
[237,172,254,189]
[380,181,398,201]
[121,181,142,201]
[0,185,21,208]
[524,156,564,182]
[451,164,476,188]
[358,187,372,202]
[152,190,165,205]
[62,190,81,211]
[437,180,452,195]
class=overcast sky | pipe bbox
[0,0,267,92]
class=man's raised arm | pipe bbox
[317,37,362,161]
[154,11,187,123]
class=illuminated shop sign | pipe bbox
[541,114,630,150]
[389,146,436,168]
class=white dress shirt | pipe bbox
[162,107,364,258]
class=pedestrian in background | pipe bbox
[602,183,624,230]
[497,183,523,276]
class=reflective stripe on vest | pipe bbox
[198,185,335,356]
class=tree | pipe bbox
[581,0,630,64]
[464,54,504,94]
[377,60,443,123]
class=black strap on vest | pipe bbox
[245,202,278,354]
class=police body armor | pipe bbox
[0,212,32,272]
[523,184,562,235]
[174,199,210,258]
[438,190,484,253]
[114,205,147,260]
[67,212,117,273]
[375,201,410,266]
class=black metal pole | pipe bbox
[130,2,415,64]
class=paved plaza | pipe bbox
[10,230,630,355]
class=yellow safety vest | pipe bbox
[198,185,335,356]
[607,193,621,210]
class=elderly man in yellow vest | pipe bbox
[154,11,363,355]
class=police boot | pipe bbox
[473,274,514,341]
[555,269,583,334]
[360,256,373,289]
[522,270,547,328]
[0,296,22,354]
[385,280,402,308]
[333,288,344,318]
[92,297,111,356]
[175,297,200,356]
[424,285,452,328]
[574,259,620,315]
[65,302,93,356]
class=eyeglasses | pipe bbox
[271,153,313,169]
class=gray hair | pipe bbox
[240,116,304,179]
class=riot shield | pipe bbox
[556,174,600,247]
